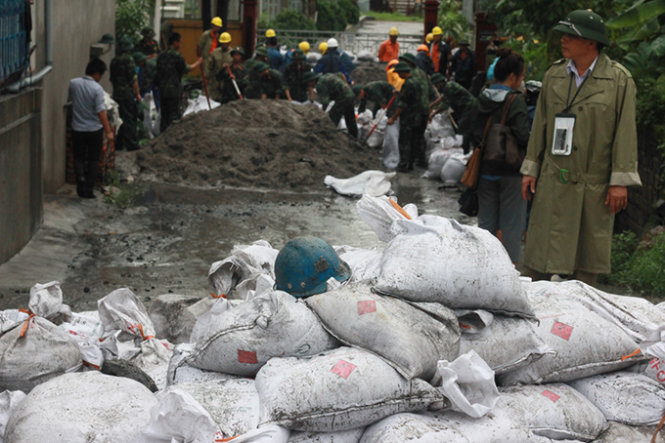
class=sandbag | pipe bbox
[373,216,533,317]
[5,372,157,442]
[305,282,460,380]
[0,314,81,392]
[59,310,105,368]
[423,148,450,180]
[0,390,26,442]
[360,410,548,443]
[335,246,382,283]
[28,281,71,322]
[499,383,608,441]
[324,170,396,197]
[458,313,551,374]
[499,281,641,385]
[382,120,399,169]
[207,240,279,300]
[148,293,215,344]
[440,153,466,185]
[186,291,337,376]
[593,421,659,443]
[167,378,260,438]
[255,346,448,432]
[167,342,237,385]
[289,429,364,443]
[355,195,418,243]
[141,390,220,442]
[365,116,386,149]
[98,287,155,340]
[570,371,665,426]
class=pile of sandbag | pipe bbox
[2,194,665,442]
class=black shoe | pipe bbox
[80,189,96,199]
[397,164,413,173]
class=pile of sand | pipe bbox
[137,100,380,190]
[351,61,388,85]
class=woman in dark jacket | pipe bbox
[475,48,530,264]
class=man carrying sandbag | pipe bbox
[520,10,642,285]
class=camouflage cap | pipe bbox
[393,62,411,73]
[141,27,155,37]
[398,53,417,65]
[255,46,268,57]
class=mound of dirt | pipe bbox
[137,100,380,190]
[351,61,388,85]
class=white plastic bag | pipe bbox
[335,245,383,283]
[374,216,533,317]
[186,291,337,376]
[306,282,460,380]
[382,120,400,169]
[570,371,665,426]
[324,170,396,197]
[423,148,450,180]
[28,281,71,321]
[207,240,279,300]
[98,288,155,340]
[366,116,386,149]
[141,390,220,442]
[5,372,158,442]
[355,195,418,243]
[440,153,466,184]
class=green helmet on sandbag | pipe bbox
[274,237,351,298]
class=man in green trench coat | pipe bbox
[520,9,642,285]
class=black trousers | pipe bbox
[160,96,180,132]
[329,98,358,138]
[72,129,103,194]
[115,96,139,150]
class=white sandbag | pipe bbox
[0,314,81,392]
[132,337,173,391]
[359,410,548,443]
[442,134,464,149]
[255,346,447,432]
[305,282,460,380]
[141,390,220,442]
[500,383,608,441]
[59,311,105,368]
[498,280,640,385]
[208,240,279,300]
[365,116,386,149]
[167,343,237,386]
[149,293,215,344]
[593,421,659,443]
[0,390,26,442]
[458,314,552,374]
[231,424,290,443]
[423,148,450,180]
[355,195,418,243]
[440,153,466,185]
[324,170,396,197]
[382,120,400,169]
[553,280,665,343]
[427,113,455,140]
[28,281,71,321]
[289,429,364,443]
[98,287,156,340]
[186,291,337,376]
[570,371,665,426]
[374,216,532,317]
[167,378,260,439]
[183,94,221,116]
[5,372,157,442]
[335,246,383,283]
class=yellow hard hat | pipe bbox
[219,32,231,43]
[265,29,276,38]
[211,17,222,27]
[298,41,310,53]
[318,42,328,54]
[432,26,443,36]
[389,27,399,36]
[426,33,433,43]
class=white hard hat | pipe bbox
[326,38,338,48]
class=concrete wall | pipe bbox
[32,0,115,192]
[0,89,42,263]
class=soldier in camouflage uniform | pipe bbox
[198,17,223,76]
[283,50,311,102]
[441,79,479,151]
[249,62,284,99]
[219,47,248,103]
[398,53,434,166]
[354,81,397,117]
[136,27,160,59]
[111,37,141,151]
[155,32,202,131]
[314,73,358,138]
[388,62,428,172]
[244,47,270,99]
[428,72,449,119]
[208,32,233,102]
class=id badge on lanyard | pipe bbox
[551,112,575,156]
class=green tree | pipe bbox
[437,0,471,41]
[116,0,155,42]
[317,0,348,31]
[271,9,316,30]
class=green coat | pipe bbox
[110,53,136,100]
[520,53,642,275]
[155,49,188,98]
[208,47,233,101]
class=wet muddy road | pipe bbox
[0,166,472,311]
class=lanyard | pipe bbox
[563,71,590,113]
